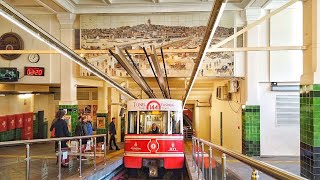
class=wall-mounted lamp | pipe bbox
[18,94,32,99]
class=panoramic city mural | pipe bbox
[80,13,235,78]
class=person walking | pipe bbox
[109,117,119,150]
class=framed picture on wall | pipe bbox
[84,105,92,114]
[97,117,106,129]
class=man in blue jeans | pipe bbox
[109,117,120,150]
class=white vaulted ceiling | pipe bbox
[3,0,289,15]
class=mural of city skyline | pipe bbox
[80,13,235,78]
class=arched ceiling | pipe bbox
[5,0,289,14]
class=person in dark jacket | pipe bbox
[54,110,70,148]
[149,123,160,134]
[109,117,119,150]
[53,110,70,167]
[50,111,60,138]
[75,115,89,159]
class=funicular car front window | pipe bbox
[139,111,168,134]
[171,111,181,134]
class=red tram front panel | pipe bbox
[124,134,184,169]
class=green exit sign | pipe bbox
[0,68,19,82]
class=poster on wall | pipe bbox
[84,105,91,114]
[97,117,106,129]
[80,13,235,78]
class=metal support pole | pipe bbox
[197,139,200,179]
[26,144,30,180]
[94,137,97,171]
[79,139,82,178]
[58,141,62,180]
[192,137,195,168]
[251,169,259,180]
[104,135,107,165]
[209,147,212,180]
[201,142,205,180]
[221,153,226,180]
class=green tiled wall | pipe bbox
[96,113,108,143]
[96,113,108,134]
[242,105,260,156]
[300,84,320,179]
[59,105,78,136]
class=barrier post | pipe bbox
[94,137,97,170]
[209,146,212,180]
[251,169,259,180]
[222,153,226,180]
[201,142,205,180]
[26,143,30,180]
[104,135,107,165]
[79,139,82,177]
[58,141,62,180]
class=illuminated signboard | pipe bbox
[24,67,45,76]
[0,67,19,82]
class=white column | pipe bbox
[97,82,109,114]
[108,88,121,142]
[244,9,269,105]
[301,0,320,84]
[57,13,77,105]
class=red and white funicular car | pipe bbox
[124,99,184,177]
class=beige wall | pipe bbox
[210,80,244,153]
[0,14,61,84]
[194,106,211,141]
[0,95,34,116]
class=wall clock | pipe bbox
[28,53,40,63]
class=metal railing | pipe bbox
[183,126,194,139]
[192,136,307,180]
[0,134,107,180]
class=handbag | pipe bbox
[51,128,55,138]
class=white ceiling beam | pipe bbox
[101,0,112,4]
[212,0,299,48]
[241,0,256,9]
[33,0,67,13]
[76,2,241,14]
[53,0,76,13]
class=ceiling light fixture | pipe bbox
[182,0,227,107]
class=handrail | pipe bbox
[0,134,106,146]
[0,134,108,180]
[192,136,306,180]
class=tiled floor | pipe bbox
[227,156,300,180]
[0,142,124,180]
[184,141,300,180]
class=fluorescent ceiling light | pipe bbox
[18,94,32,99]
[182,0,227,107]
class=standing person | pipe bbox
[75,115,88,159]
[54,110,70,167]
[50,111,60,138]
[109,117,120,150]
[149,123,160,134]
[87,118,93,136]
